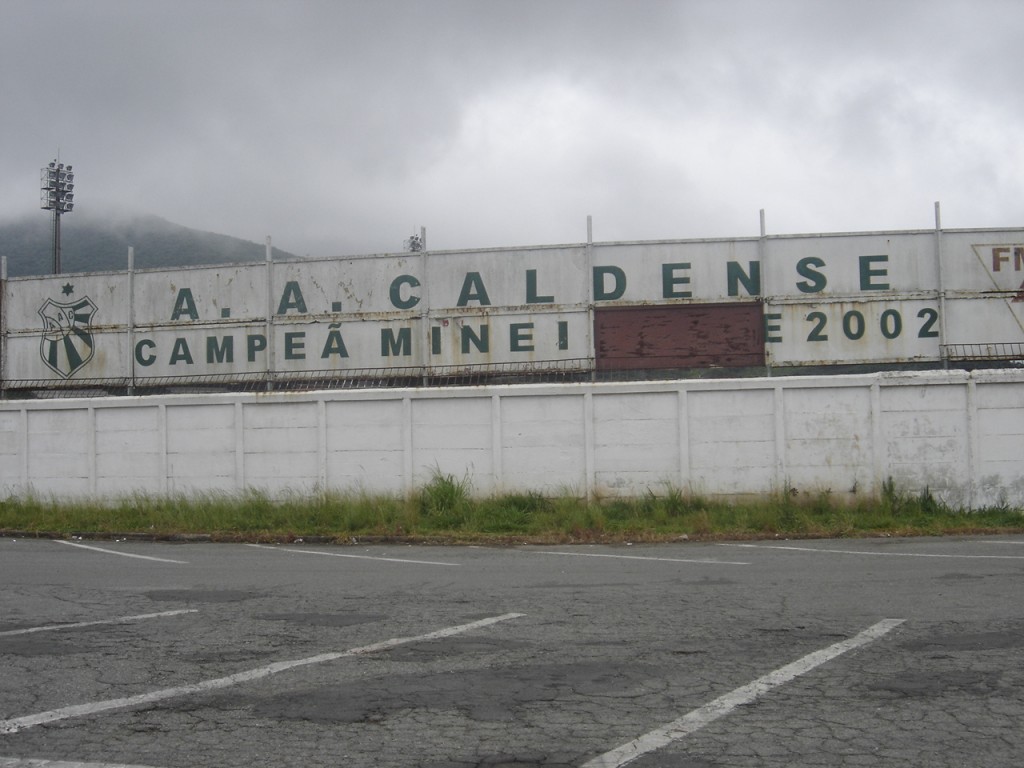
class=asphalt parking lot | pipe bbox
[2,534,1023,767]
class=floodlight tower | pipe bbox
[40,160,75,273]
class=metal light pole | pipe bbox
[40,160,75,273]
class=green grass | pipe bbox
[1,475,1022,543]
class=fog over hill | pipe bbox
[0,212,297,277]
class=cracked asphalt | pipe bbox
[1,535,1023,767]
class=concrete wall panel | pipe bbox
[500,394,586,494]
[325,400,405,494]
[412,397,494,491]
[593,391,679,493]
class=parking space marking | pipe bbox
[0,612,523,735]
[719,543,1024,560]
[582,618,905,768]
[0,758,163,768]
[53,541,188,564]
[532,550,749,566]
[0,610,197,638]
[244,543,459,566]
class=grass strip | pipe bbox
[2,475,1022,544]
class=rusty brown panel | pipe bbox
[594,303,764,370]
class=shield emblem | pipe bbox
[38,296,98,379]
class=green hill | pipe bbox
[0,213,297,277]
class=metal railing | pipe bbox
[942,342,1024,361]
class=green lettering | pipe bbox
[457,272,491,306]
[526,269,554,304]
[859,254,889,290]
[593,266,626,301]
[171,288,199,321]
[321,328,349,358]
[510,322,534,352]
[764,312,783,343]
[727,261,761,297]
[662,263,692,299]
[390,275,421,309]
[796,257,827,293]
[169,338,193,365]
[557,320,569,350]
[381,327,412,356]
[135,339,156,366]
[284,331,305,359]
[461,324,489,354]
[431,326,442,355]
[247,334,267,362]
[206,336,233,364]
[277,281,308,314]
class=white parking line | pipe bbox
[54,540,188,564]
[0,612,523,735]
[0,610,197,638]
[583,618,905,768]
[0,759,163,768]
[719,543,1024,560]
[533,550,749,566]
[245,543,459,566]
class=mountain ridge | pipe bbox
[0,213,297,277]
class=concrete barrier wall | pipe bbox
[2,370,1022,508]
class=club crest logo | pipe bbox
[38,295,98,379]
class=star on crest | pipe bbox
[61,283,74,296]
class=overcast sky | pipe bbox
[2,0,1022,257]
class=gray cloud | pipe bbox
[2,0,1021,258]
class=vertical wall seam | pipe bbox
[773,386,787,491]
[127,248,136,393]
[20,407,28,494]
[491,394,503,492]
[318,398,328,492]
[678,388,690,490]
[586,216,596,382]
[871,381,883,494]
[934,202,949,367]
[0,255,7,397]
[402,396,414,496]
[88,406,97,495]
[158,403,168,494]
[583,393,595,499]
[265,241,275,390]
[234,401,245,491]
[420,247,431,386]
[966,378,978,509]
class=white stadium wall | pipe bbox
[3,220,1023,508]
[3,224,1024,391]
[2,369,1022,509]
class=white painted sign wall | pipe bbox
[3,227,1023,386]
